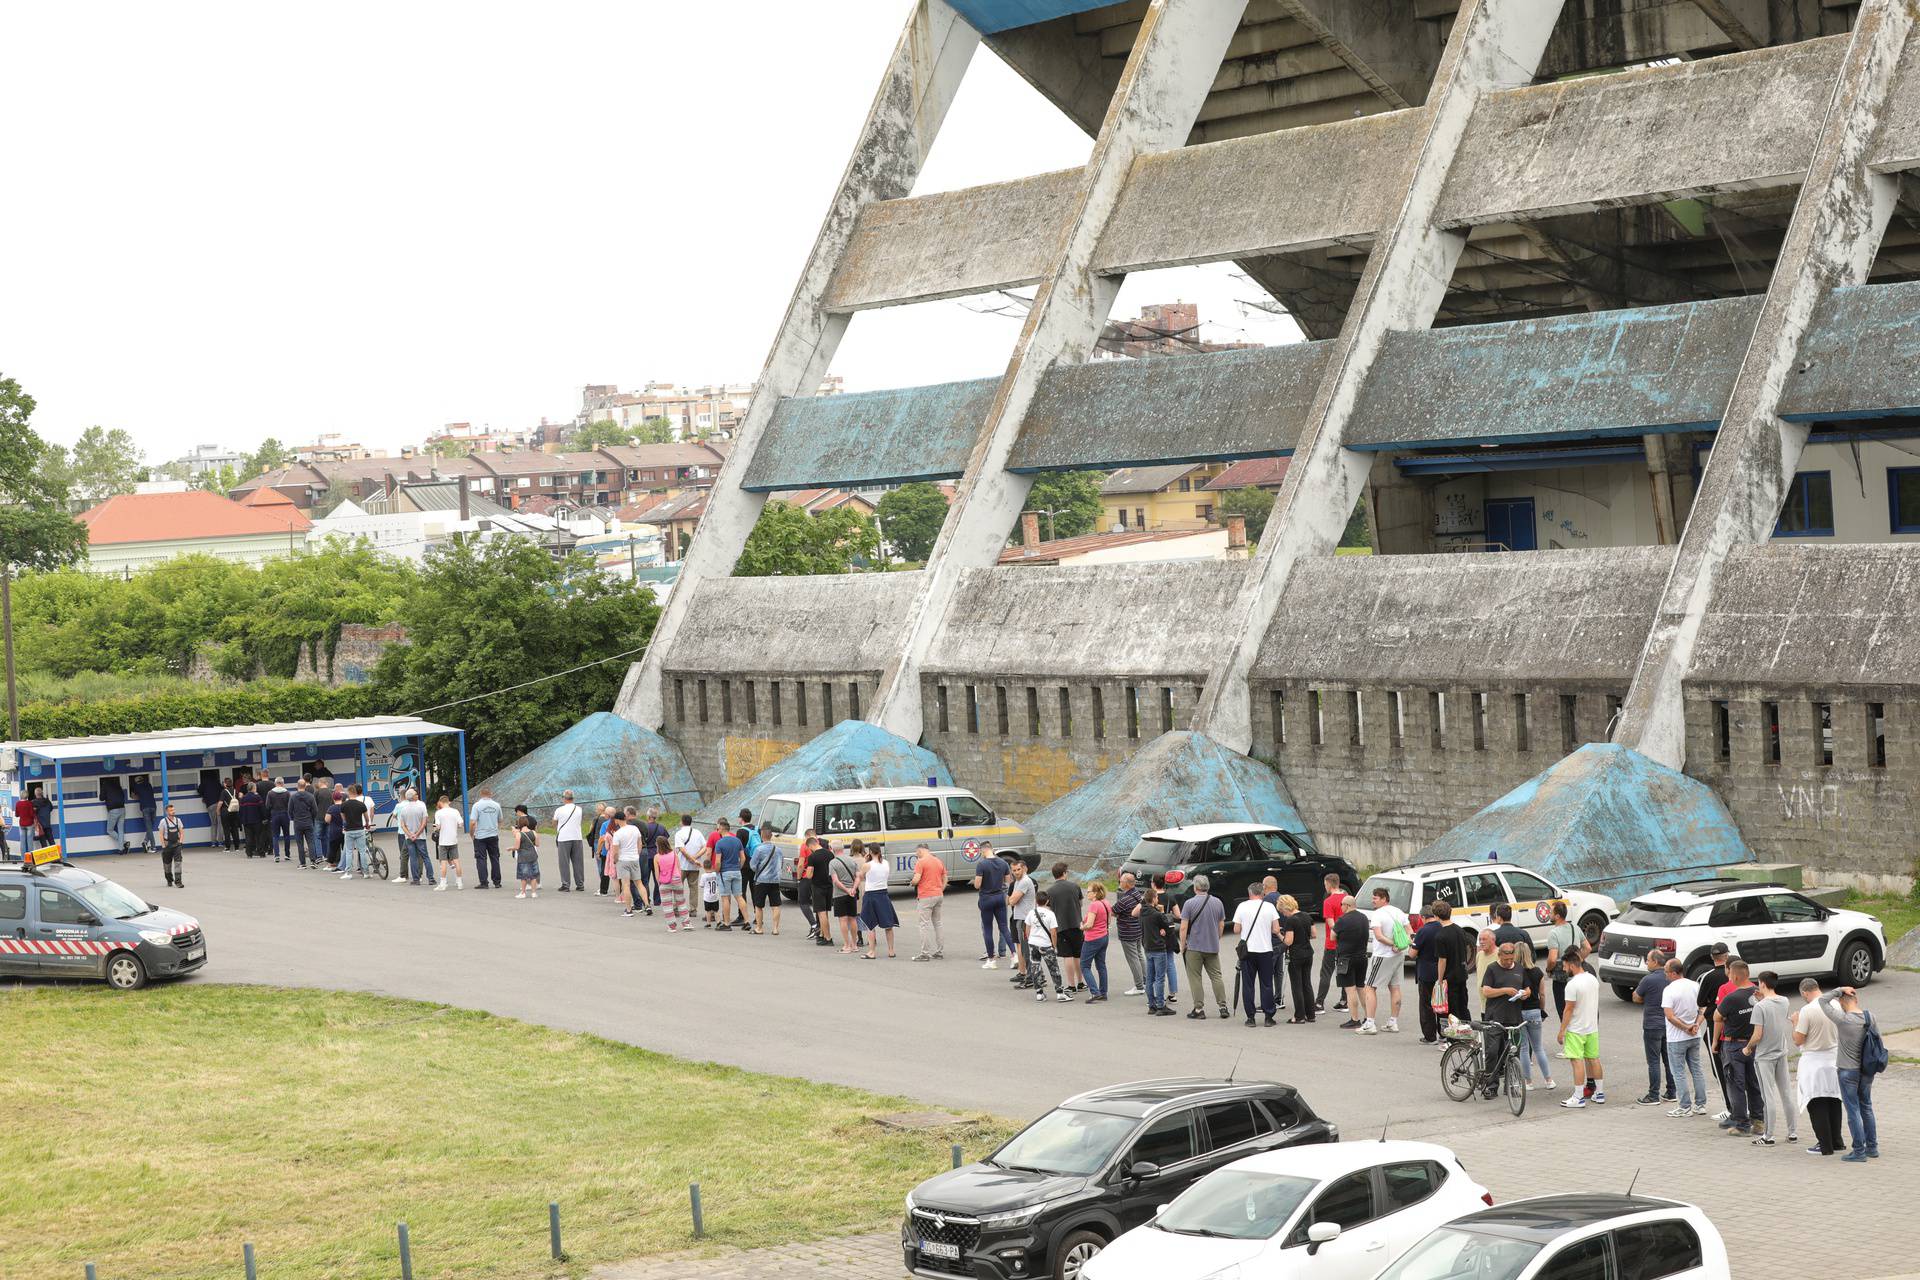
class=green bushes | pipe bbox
[20,682,376,741]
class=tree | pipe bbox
[423,437,470,459]
[1018,471,1104,543]
[193,463,241,496]
[52,425,144,504]
[0,375,88,573]
[735,502,880,576]
[370,538,659,779]
[1341,497,1373,549]
[568,418,636,450]
[1217,486,1275,543]
[247,438,290,477]
[635,415,676,445]
[874,482,948,563]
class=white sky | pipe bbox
[1,1,1301,463]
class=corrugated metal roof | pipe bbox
[9,716,461,761]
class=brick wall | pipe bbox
[293,623,407,686]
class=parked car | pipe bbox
[900,1077,1337,1280]
[763,785,1035,895]
[1079,1139,1491,1280]
[1375,1193,1729,1280]
[1596,877,1885,998]
[1357,860,1617,952]
[0,852,205,990]
[1117,824,1358,916]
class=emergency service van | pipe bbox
[765,785,1035,894]
[0,847,206,989]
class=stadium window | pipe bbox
[1891,467,1920,534]
[1774,471,1834,537]
[1059,687,1073,737]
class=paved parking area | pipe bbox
[68,851,1920,1278]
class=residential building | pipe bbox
[290,434,380,463]
[1094,302,1263,361]
[635,490,708,563]
[598,442,730,494]
[1098,462,1230,532]
[79,491,310,574]
[578,378,844,443]
[309,478,575,562]
[423,422,536,454]
[1203,456,1290,494]
[173,443,248,478]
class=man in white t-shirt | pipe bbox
[1558,951,1606,1107]
[1359,886,1407,1035]
[431,794,465,891]
[671,814,705,885]
[610,814,645,917]
[552,791,586,893]
[1660,959,1707,1116]
[1229,882,1281,1027]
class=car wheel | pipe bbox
[1611,983,1636,1002]
[1054,1230,1105,1280]
[1578,912,1608,948]
[1837,939,1876,987]
[106,951,148,991]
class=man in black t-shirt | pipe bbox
[1713,959,1765,1134]
[1490,903,1530,950]
[338,784,372,878]
[972,846,1013,964]
[1696,942,1732,1112]
[805,840,836,947]
[1333,906,1371,1028]
[1434,903,1472,1032]
[1480,940,1528,1091]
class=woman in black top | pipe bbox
[1279,895,1317,1023]
[1139,886,1177,1016]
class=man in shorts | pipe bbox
[1359,886,1406,1035]
[1048,862,1085,993]
[1558,950,1607,1107]
[712,819,747,931]
[805,835,835,947]
[610,813,646,917]
[749,821,783,934]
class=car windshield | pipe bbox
[1153,1169,1315,1241]
[73,878,152,921]
[1373,1229,1543,1280]
[1617,900,1687,926]
[763,800,800,837]
[1359,875,1411,912]
[989,1108,1138,1177]
[1123,838,1192,869]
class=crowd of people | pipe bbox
[189,793,1891,1158]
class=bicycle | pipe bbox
[1439,1020,1528,1117]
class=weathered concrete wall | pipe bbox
[743,378,994,492]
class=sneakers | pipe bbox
[1035,991,1046,1002]
[1560,1095,1588,1109]
[982,958,999,970]
[1357,1021,1378,1035]
[1636,1094,1662,1107]
[341,872,353,880]
[1591,1091,1607,1105]
[1691,1105,1709,1117]
[1842,1151,1869,1162]
[1752,1136,1777,1147]
[1338,1019,1364,1030]
[912,955,933,963]
[454,877,464,889]
[1056,992,1073,1002]
[1383,1019,1399,1034]
[433,882,447,892]
[1666,1104,1693,1117]
[391,874,408,883]
[1123,987,1144,997]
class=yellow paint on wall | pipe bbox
[722,736,800,790]
[999,745,1114,812]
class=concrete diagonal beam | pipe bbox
[1192,0,1568,754]
[613,0,980,728]
[865,0,1255,742]
[1612,0,1916,769]
[1277,0,1445,109]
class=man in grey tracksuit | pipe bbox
[1743,971,1798,1146]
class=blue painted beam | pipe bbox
[946,1,1118,35]
[740,379,995,493]
[1780,281,1920,421]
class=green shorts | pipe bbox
[1563,1030,1600,1060]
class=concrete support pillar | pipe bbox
[615,1,978,727]
[1614,0,1913,768]
[867,0,1252,741]
[1193,0,1568,753]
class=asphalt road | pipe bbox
[21,849,1920,1278]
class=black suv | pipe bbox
[901,1078,1337,1280]
[1118,824,1360,916]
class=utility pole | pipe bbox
[2,563,17,743]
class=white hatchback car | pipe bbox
[1375,1193,1729,1280]
[1079,1140,1489,1280]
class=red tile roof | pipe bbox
[1204,457,1290,491]
[80,491,312,545]
[997,527,1215,565]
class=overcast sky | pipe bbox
[2,1,1301,463]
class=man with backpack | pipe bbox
[1820,985,1885,1161]
[1358,886,1408,1035]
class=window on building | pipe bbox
[721,680,733,724]
[1606,694,1623,733]
[1889,467,1920,533]
[1059,686,1073,737]
[1763,700,1780,763]
[822,682,834,724]
[1115,507,1128,529]
[965,685,979,734]
[1027,686,1041,737]
[797,681,809,727]
[1134,507,1146,529]
[1513,692,1530,752]
[1161,687,1174,734]
[1091,686,1106,739]
[1126,686,1140,739]
[1271,688,1286,746]
[1348,690,1362,746]
[995,686,1009,736]
[1430,691,1446,750]
[1388,690,1404,748]
[1309,689,1324,746]
[1816,700,1833,766]
[1560,693,1578,751]
[770,680,782,727]
[1774,471,1834,537]
[697,679,709,725]
[674,678,686,723]
[1472,691,1487,751]
[1870,701,1886,768]
[936,685,950,733]
[1712,699,1730,762]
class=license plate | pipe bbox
[186,947,205,961]
[1613,954,1634,967]
[921,1242,960,1260]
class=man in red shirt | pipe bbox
[910,844,946,961]
[1317,873,1348,1014]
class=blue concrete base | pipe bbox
[477,712,700,818]
[1412,743,1750,899]
[1025,731,1311,877]
[701,720,953,829]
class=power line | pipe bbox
[405,640,654,718]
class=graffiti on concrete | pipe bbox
[1777,782,1842,824]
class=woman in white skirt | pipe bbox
[1795,977,1844,1156]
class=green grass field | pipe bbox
[0,986,1010,1280]
[1845,890,1920,950]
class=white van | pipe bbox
[764,786,1035,893]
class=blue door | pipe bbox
[1484,498,1537,552]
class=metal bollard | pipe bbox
[689,1182,705,1239]
[85,1266,97,1280]
[951,1144,963,1169]
[397,1222,413,1280]
[549,1202,564,1261]
[244,1243,257,1280]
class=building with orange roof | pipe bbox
[79,491,311,575]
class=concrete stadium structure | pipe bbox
[577,0,1920,894]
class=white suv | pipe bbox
[1357,860,1618,953]
[1595,878,1886,999]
